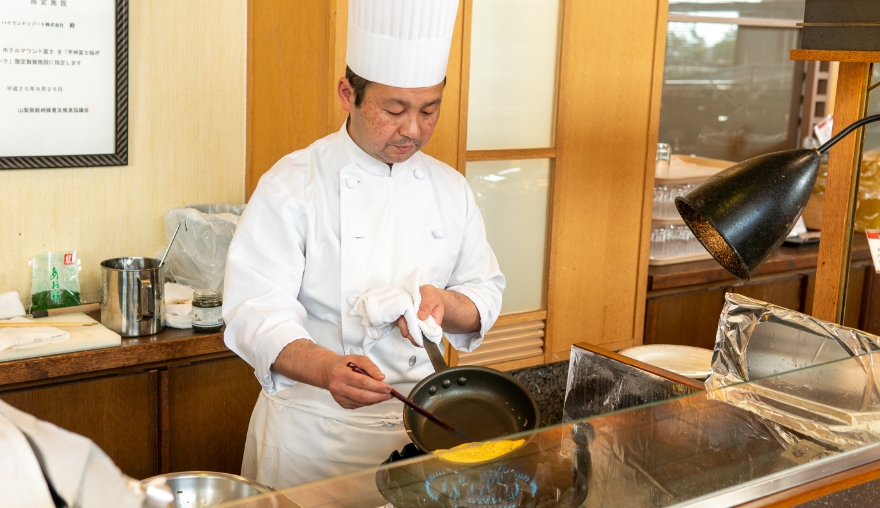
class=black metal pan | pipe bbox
[403,340,540,453]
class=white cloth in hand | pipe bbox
[0,292,26,320]
[164,283,194,329]
[0,317,70,352]
[350,269,443,350]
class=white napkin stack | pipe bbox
[164,283,195,329]
[0,317,70,352]
[350,269,443,351]
[0,292,26,320]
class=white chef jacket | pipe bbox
[223,124,505,487]
[0,400,144,508]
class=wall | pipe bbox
[0,0,247,305]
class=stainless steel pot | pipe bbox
[140,472,276,508]
[100,257,165,337]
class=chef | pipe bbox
[0,399,169,508]
[223,0,505,488]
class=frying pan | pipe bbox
[403,340,540,453]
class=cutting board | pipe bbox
[0,313,122,363]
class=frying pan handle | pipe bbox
[424,339,449,372]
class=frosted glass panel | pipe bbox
[467,0,560,150]
[467,159,550,314]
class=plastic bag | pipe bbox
[30,251,83,311]
[161,204,245,292]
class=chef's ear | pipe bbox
[338,77,356,114]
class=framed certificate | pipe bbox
[0,0,128,169]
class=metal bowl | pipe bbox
[140,472,276,508]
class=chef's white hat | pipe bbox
[346,0,459,88]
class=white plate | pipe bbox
[618,345,713,379]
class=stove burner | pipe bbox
[377,426,591,508]
[376,444,540,508]
[424,467,536,507]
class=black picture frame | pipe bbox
[0,0,129,170]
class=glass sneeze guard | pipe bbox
[216,351,880,508]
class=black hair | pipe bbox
[345,66,447,108]
[345,66,373,108]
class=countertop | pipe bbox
[0,312,229,390]
[648,235,873,291]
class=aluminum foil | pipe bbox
[707,293,880,449]
[564,346,699,422]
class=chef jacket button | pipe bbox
[345,177,359,189]
[350,347,364,356]
[408,355,417,367]
[414,168,425,179]
[346,294,358,306]
[432,229,445,239]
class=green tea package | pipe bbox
[30,251,83,311]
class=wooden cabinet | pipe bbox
[644,289,727,350]
[163,358,261,474]
[0,346,261,480]
[0,371,159,479]
[644,241,880,349]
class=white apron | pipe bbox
[241,388,413,488]
[224,124,505,487]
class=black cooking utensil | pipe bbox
[404,340,540,453]
[346,362,474,443]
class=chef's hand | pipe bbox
[272,340,393,410]
[326,355,392,409]
[395,285,445,347]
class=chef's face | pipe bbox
[338,78,444,164]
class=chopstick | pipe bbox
[28,303,100,318]
[347,362,475,443]
[0,322,97,328]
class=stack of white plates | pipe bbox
[618,345,713,379]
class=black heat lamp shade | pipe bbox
[675,149,821,281]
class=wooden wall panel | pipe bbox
[166,358,262,474]
[544,0,668,362]
[633,1,670,347]
[1,372,159,480]
[811,61,873,322]
[248,0,335,198]
[421,1,464,170]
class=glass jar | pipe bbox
[655,143,671,178]
[191,289,223,333]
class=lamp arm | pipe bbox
[818,113,880,154]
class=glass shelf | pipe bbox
[217,351,880,508]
